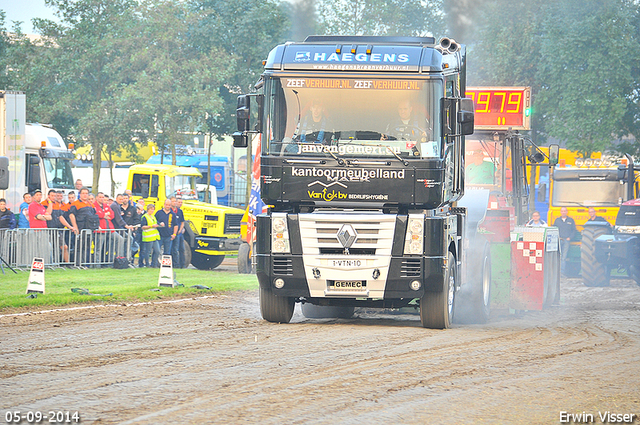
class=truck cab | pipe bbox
[234,36,477,328]
[127,164,245,269]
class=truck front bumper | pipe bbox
[193,235,243,255]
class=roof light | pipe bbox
[335,45,342,54]
[40,140,47,148]
[366,45,373,54]
[350,45,357,54]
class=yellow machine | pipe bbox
[127,164,245,269]
[547,156,639,275]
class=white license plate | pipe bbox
[329,280,366,291]
[330,259,363,268]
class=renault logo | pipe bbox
[337,224,357,249]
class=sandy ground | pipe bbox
[1,266,639,425]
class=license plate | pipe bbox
[329,280,366,291]
[330,259,363,268]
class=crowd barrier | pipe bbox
[0,228,134,270]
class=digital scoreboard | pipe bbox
[465,87,531,131]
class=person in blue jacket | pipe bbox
[0,198,17,229]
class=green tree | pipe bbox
[536,0,639,158]
[189,0,291,136]
[121,0,233,164]
[316,0,445,36]
[30,0,140,192]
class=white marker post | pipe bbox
[158,255,174,288]
[26,257,45,294]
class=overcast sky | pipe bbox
[1,0,59,34]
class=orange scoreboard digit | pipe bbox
[465,87,531,131]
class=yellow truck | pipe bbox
[127,164,245,269]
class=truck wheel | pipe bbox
[454,243,491,324]
[183,240,192,268]
[259,286,294,323]
[421,252,456,329]
[191,252,225,270]
[581,226,610,287]
[237,242,252,274]
[301,303,354,319]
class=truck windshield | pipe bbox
[264,77,442,159]
[165,175,199,200]
[552,180,626,207]
[43,158,74,189]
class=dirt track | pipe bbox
[2,273,640,425]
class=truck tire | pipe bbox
[454,243,491,324]
[191,252,225,270]
[260,286,294,323]
[581,226,610,287]
[420,252,456,329]
[237,242,252,274]
[183,240,192,268]
[301,303,354,319]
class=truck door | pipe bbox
[25,154,41,194]
[131,173,159,201]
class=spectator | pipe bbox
[28,190,51,229]
[68,187,100,265]
[121,193,140,257]
[587,207,609,224]
[75,179,83,192]
[155,199,177,261]
[140,203,162,267]
[18,193,31,228]
[66,191,76,206]
[95,192,118,263]
[49,191,71,263]
[0,198,17,229]
[69,188,99,234]
[132,203,145,263]
[88,193,95,204]
[110,193,129,230]
[171,196,186,268]
[526,211,547,227]
[553,207,577,275]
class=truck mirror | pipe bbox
[237,95,250,133]
[457,98,474,135]
[549,144,559,166]
[0,156,8,190]
[232,132,248,148]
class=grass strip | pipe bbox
[0,267,258,311]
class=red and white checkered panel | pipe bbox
[510,240,546,310]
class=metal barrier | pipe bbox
[0,228,134,269]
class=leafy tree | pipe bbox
[188,0,291,136]
[122,0,234,165]
[536,0,639,158]
[316,0,445,36]
[30,0,140,191]
[469,0,640,158]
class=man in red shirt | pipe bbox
[28,190,51,229]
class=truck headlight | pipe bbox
[404,214,425,255]
[272,213,291,253]
[616,226,640,234]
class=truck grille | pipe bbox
[298,213,396,256]
[401,259,421,277]
[224,214,243,234]
[273,257,294,275]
